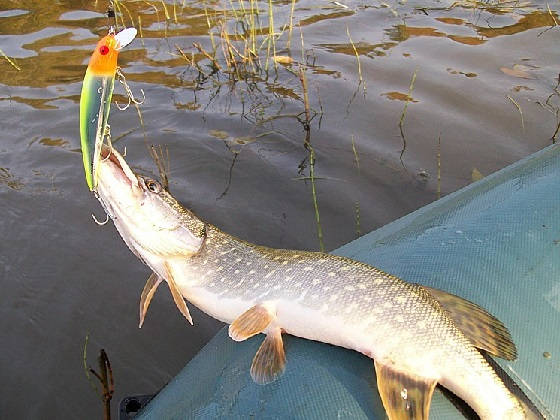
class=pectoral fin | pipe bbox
[228,304,274,342]
[164,262,193,325]
[139,272,163,328]
[251,327,286,385]
[422,285,517,360]
[374,361,437,420]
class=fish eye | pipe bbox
[145,179,161,193]
[99,45,110,55]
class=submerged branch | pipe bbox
[83,337,115,420]
[506,95,524,131]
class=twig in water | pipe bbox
[286,0,297,50]
[175,44,192,65]
[150,144,170,190]
[83,336,115,420]
[399,69,417,165]
[0,49,21,71]
[83,334,99,394]
[138,15,144,46]
[346,27,366,95]
[173,0,179,23]
[193,42,222,71]
[537,3,558,37]
[351,134,360,170]
[506,95,524,131]
[295,26,324,251]
[266,0,277,71]
[112,0,135,30]
[299,63,324,252]
[551,117,560,144]
[218,148,239,200]
[542,73,560,143]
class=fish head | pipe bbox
[96,145,206,260]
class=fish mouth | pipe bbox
[99,144,139,188]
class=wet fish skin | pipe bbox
[95,145,539,420]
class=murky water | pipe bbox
[1,0,559,417]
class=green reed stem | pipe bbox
[287,0,296,50]
[399,69,417,163]
[346,26,365,93]
[0,49,20,71]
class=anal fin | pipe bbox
[164,261,193,325]
[251,327,286,385]
[139,272,163,328]
[229,304,274,342]
[374,360,437,420]
[422,285,517,360]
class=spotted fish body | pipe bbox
[95,145,541,420]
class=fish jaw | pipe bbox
[96,145,141,213]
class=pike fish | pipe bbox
[93,145,542,420]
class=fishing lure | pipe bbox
[80,27,136,190]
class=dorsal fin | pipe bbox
[422,285,517,360]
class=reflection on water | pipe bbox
[320,40,397,57]
[1,0,560,417]
[476,10,559,37]
[381,91,419,102]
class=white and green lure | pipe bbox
[79,27,136,191]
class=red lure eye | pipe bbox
[99,45,110,55]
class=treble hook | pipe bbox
[116,68,145,111]
[92,212,110,226]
